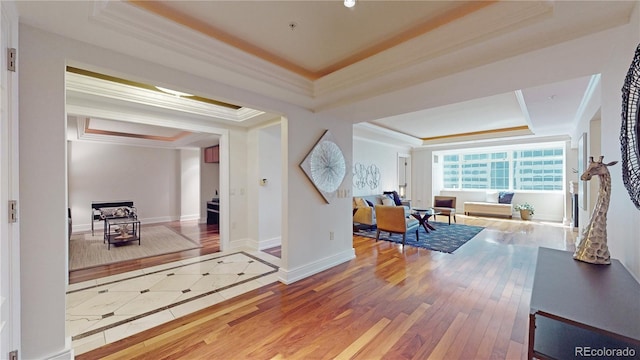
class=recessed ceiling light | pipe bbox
[344,0,356,8]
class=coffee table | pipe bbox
[411,208,441,233]
[104,217,141,250]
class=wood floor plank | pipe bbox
[506,339,525,360]
[427,312,469,360]
[334,317,392,360]
[74,215,577,359]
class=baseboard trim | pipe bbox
[259,236,282,250]
[228,237,257,252]
[140,216,176,224]
[45,346,74,360]
[277,248,355,284]
[180,214,200,222]
[230,237,281,251]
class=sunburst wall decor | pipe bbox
[300,130,346,203]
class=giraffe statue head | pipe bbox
[580,156,618,181]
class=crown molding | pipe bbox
[417,134,570,152]
[91,1,314,105]
[571,73,601,143]
[92,0,554,114]
[312,1,554,99]
[515,90,533,131]
[67,101,233,135]
[66,71,264,122]
[354,123,422,148]
[74,116,208,149]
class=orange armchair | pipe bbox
[374,205,419,246]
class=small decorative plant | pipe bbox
[515,203,535,215]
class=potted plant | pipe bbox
[515,202,535,220]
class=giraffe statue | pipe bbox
[574,155,618,265]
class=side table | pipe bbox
[104,217,141,250]
[529,247,640,359]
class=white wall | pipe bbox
[565,144,579,226]
[258,124,282,249]
[227,128,249,247]
[180,148,200,221]
[352,137,410,197]
[68,141,188,230]
[598,4,640,279]
[279,112,355,283]
[588,119,602,212]
[246,121,283,250]
[1,3,21,356]
[19,24,69,360]
[412,149,434,210]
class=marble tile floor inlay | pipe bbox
[67,250,280,355]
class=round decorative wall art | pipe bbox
[300,130,346,203]
[310,140,346,193]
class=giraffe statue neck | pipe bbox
[575,171,612,264]
[588,172,612,223]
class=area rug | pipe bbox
[355,222,484,253]
[69,226,202,270]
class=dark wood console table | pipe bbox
[529,247,640,359]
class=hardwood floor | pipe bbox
[75,216,577,360]
[69,221,221,284]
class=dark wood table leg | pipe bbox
[424,215,436,231]
[528,313,536,360]
[412,213,434,233]
[411,213,427,233]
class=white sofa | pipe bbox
[353,194,411,226]
[463,191,514,218]
[463,202,513,218]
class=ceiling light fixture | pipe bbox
[344,0,356,8]
[155,86,193,97]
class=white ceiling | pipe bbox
[15,1,637,147]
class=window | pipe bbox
[443,155,459,189]
[440,145,564,191]
[513,148,564,190]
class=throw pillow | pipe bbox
[383,190,403,206]
[365,199,374,207]
[486,191,499,203]
[99,206,131,219]
[434,199,453,208]
[498,191,515,204]
[381,197,395,206]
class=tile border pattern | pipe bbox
[69,251,278,340]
